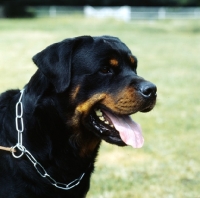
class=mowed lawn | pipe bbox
[0,15,200,198]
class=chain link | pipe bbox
[12,89,26,158]
[11,89,87,190]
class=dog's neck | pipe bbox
[7,87,98,191]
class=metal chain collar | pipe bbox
[11,89,86,190]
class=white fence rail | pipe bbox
[131,7,200,20]
[19,6,200,20]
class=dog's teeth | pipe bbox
[104,121,109,125]
[95,109,103,117]
[110,125,114,128]
[99,116,105,121]
[97,111,103,117]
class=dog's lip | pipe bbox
[89,113,127,147]
[92,105,144,148]
[139,103,156,113]
[97,104,136,116]
[102,109,144,148]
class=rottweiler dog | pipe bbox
[0,36,157,197]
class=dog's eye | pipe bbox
[100,66,111,74]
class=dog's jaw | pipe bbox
[87,106,144,148]
[68,80,157,155]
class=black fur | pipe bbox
[0,36,157,197]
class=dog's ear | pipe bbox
[32,36,92,93]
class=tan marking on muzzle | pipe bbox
[70,93,107,157]
[75,93,107,117]
[101,87,142,114]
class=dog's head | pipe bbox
[33,36,157,153]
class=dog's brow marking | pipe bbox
[130,56,135,64]
[109,58,118,67]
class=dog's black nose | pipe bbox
[139,82,157,98]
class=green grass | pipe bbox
[0,16,200,197]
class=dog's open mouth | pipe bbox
[89,107,144,148]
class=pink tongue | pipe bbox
[103,110,144,148]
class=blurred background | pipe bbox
[0,0,200,197]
